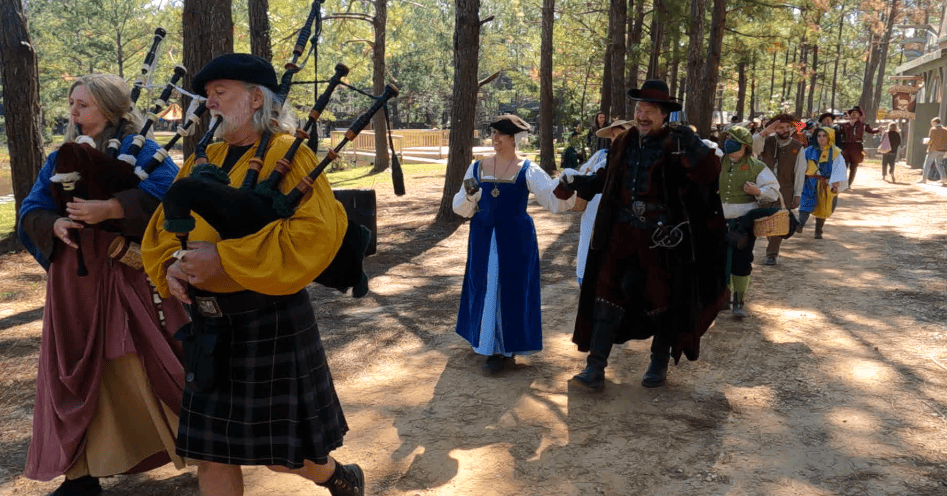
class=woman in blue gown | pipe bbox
[452,115,575,375]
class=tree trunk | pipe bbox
[785,43,796,109]
[769,49,777,106]
[859,30,878,111]
[794,38,807,117]
[600,47,612,118]
[749,56,756,118]
[435,0,481,224]
[736,60,747,120]
[626,0,644,112]
[249,0,273,61]
[647,0,665,80]
[371,0,390,173]
[807,44,818,116]
[0,0,45,247]
[539,0,556,173]
[183,0,234,158]
[694,0,726,136]
[871,0,900,125]
[684,0,706,126]
[831,8,844,112]
[609,0,627,119]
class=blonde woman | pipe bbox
[18,74,186,494]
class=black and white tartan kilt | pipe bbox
[176,289,348,467]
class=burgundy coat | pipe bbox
[572,126,728,363]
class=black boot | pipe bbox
[641,351,670,388]
[318,463,365,496]
[571,301,621,391]
[48,476,102,496]
[731,292,746,318]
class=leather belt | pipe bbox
[619,200,667,223]
[192,289,297,318]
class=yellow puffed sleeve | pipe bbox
[142,134,347,297]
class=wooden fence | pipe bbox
[330,129,450,159]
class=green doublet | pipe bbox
[719,155,766,204]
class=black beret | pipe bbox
[191,53,279,97]
[489,114,531,136]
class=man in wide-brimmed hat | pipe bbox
[838,105,880,187]
[555,79,728,391]
[752,113,807,265]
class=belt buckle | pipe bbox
[194,296,223,318]
[632,200,647,221]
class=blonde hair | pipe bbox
[64,74,143,150]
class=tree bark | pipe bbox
[609,0,627,119]
[249,0,273,61]
[539,0,556,173]
[807,44,818,116]
[626,0,644,112]
[736,60,747,120]
[600,47,612,118]
[0,0,45,247]
[871,0,900,125]
[794,37,808,117]
[371,0,390,173]
[859,29,879,112]
[183,0,234,158]
[831,8,844,112]
[684,0,705,126]
[646,0,665,80]
[694,0,726,136]
[435,0,481,224]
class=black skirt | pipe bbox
[176,290,348,467]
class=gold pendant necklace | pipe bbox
[490,155,518,198]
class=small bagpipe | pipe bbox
[49,31,207,276]
[161,0,404,298]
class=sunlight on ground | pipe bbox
[827,406,881,438]
[441,446,517,496]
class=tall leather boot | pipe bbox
[572,302,623,391]
[814,218,825,239]
[642,336,671,388]
[317,463,365,496]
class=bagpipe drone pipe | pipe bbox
[161,1,405,298]
[48,31,206,276]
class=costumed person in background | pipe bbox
[811,112,838,147]
[718,126,780,317]
[556,80,728,391]
[453,114,576,375]
[587,111,610,155]
[559,119,632,285]
[752,114,807,266]
[921,117,947,185]
[560,122,584,170]
[18,74,187,495]
[838,106,879,188]
[880,122,901,182]
[141,54,364,496]
[797,127,847,240]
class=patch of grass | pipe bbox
[327,161,447,189]
[0,203,15,244]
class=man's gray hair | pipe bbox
[244,83,297,135]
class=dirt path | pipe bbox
[1,159,946,495]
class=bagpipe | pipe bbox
[161,0,404,298]
[49,30,207,276]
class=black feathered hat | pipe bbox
[191,53,279,97]
[627,80,683,112]
[817,112,836,124]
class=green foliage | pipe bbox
[0,203,15,242]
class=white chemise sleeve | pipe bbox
[524,161,576,213]
[754,166,781,204]
[452,161,482,218]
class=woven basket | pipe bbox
[572,196,588,212]
[753,193,791,237]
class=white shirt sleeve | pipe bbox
[752,133,766,158]
[793,147,808,198]
[525,161,576,213]
[452,161,482,218]
[829,152,847,188]
[755,166,781,204]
